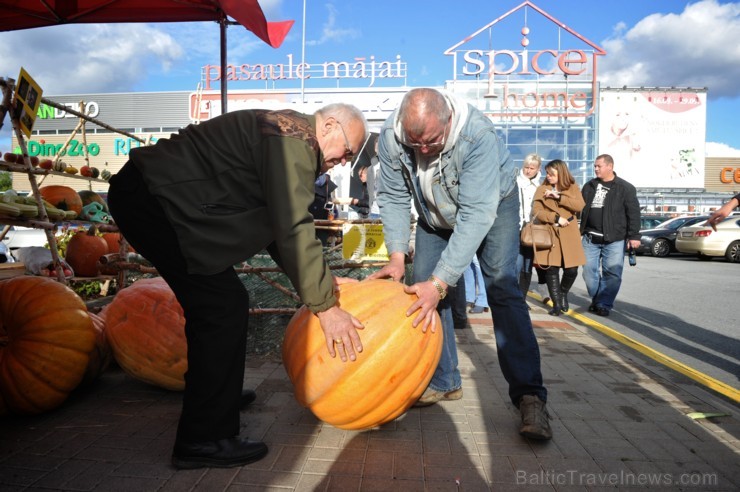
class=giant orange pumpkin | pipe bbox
[102,277,187,390]
[39,185,83,215]
[282,279,443,430]
[0,276,96,415]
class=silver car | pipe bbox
[675,217,740,262]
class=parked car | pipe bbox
[636,215,709,257]
[675,217,740,262]
[640,214,672,231]
[0,225,49,252]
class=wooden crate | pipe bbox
[0,263,26,280]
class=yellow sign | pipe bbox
[342,223,389,262]
[13,67,43,138]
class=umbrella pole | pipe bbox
[220,17,228,115]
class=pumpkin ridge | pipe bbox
[11,343,90,391]
[0,358,68,413]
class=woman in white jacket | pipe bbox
[516,153,546,304]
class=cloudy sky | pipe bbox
[1,0,739,156]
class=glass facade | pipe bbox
[448,80,598,187]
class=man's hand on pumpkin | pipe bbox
[317,306,364,362]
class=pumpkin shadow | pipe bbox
[297,406,491,490]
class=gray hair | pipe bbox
[315,103,369,138]
[398,88,451,135]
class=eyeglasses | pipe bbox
[337,122,355,161]
[406,117,450,151]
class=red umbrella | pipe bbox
[0,0,294,111]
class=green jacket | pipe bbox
[129,110,336,313]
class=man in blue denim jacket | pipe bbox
[369,88,551,440]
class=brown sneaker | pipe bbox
[518,395,552,440]
[413,387,463,407]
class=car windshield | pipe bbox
[658,216,705,231]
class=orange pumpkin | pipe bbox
[79,312,112,387]
[0,276,95,415]
[101,232,121,254]
[65,227,109,276]
[101,232,134,254]
[101,277,187,390]
[39,185,83,215]
[282,279,443,430]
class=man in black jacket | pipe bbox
[579,154,641,316]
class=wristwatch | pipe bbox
[429,276,447,300]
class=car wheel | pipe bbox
[651,238,670,257]
[725,241,740,263]
[697,253,713,261]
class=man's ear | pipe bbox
[322,116,337,136]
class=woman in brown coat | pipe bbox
[531,160,586,316]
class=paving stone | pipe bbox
[1,310,737,491]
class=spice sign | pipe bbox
[444,2,605,118]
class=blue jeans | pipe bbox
[516,245,535,275]
[413,192,546,404]
[463,256,488,308]
[582,236,626,310]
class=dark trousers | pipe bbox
[108,162,249,444]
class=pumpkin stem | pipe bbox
[87,225,98,236]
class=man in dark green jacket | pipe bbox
[108,104,368,470]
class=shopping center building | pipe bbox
[11,1,738,213]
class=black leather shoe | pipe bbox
[241,389,257,409]
[594,307,610,317]
[172,437,268,469]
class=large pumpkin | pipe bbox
[101,277,187,390]
[65,227,109,277]
[0,276,96,415]
[39,185,83,215]
[282,279,443,430]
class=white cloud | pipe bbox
[0,24,183,95]
[306,4,360,46]
[599,0,740,99]
[706,141,740,156]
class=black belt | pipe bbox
[585,231,606,244]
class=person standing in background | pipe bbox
[579,154,641,317]
[531,160,586,316]
[515,153,547,306]
[464,257,489,314]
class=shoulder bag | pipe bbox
[520,222,553,250]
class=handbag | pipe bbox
[520,222,553,250]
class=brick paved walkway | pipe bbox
[1,304,738,490]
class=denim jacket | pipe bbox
[376,104,518,286]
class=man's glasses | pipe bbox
[406,117,450,151]
[337,122,355,161]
